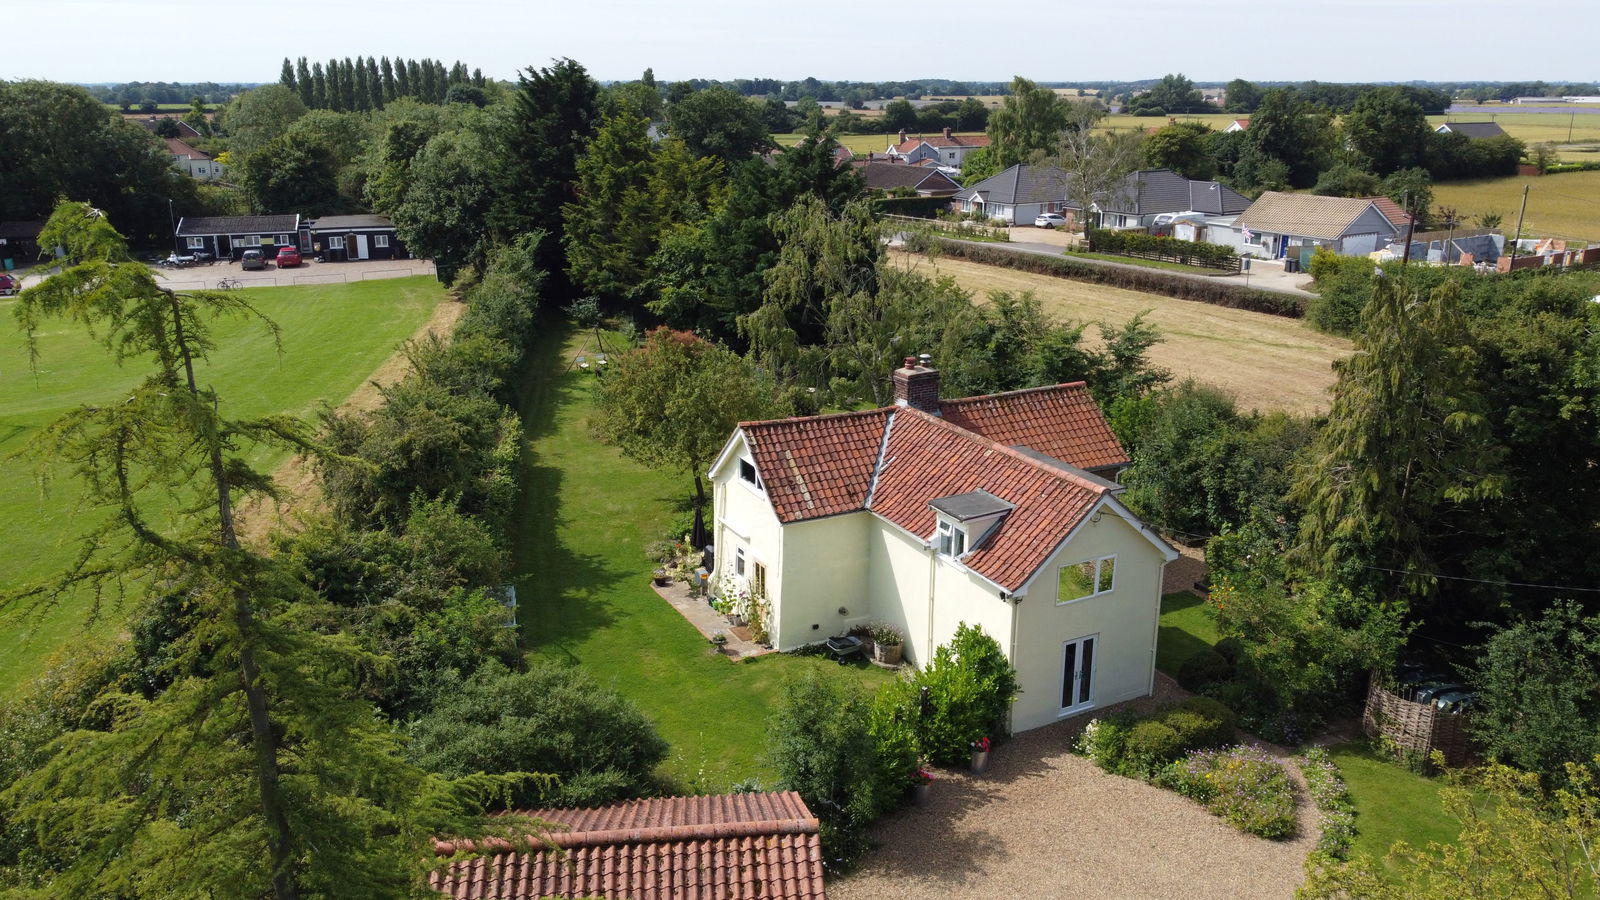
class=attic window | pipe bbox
[937,519,967,558]
[739,458,764,491]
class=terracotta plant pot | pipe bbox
[872,641,903,666]
[970,750,990,775]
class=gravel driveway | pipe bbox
[831,687,1316,900]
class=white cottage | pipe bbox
[708,360,1178,733]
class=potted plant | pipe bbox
[970,736,991,774]
[646,540,675,586]
[912,767,934,806]
[709,631,729,648]
[869,623,904,666]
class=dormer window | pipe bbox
[738,457,764,492]
[929,489,1013,560]
[937,519,967,557]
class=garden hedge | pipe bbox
[1086,228,1239,270]
[932,239,1306,318]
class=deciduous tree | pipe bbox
[987,76,1071,168]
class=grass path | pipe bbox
[509,321,890,791]
[0,276,444,694]
[895,252,1350,414]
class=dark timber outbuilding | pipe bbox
[306,214,408,261]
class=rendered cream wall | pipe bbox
[775,513,872,648]
[1010,508,1167,732]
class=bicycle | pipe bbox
[216,276,243,290]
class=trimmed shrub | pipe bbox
[1125,721,1184,773]
[768,670,879,873]
[1176,696,1238,746]
[866,677,922,815]
[931,238,1304,317]
[1177,647,1233,691]
[1213,636,1245,665]
[1086,228,1239,269]
[407,660,668,810]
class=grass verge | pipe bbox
[0,275,444,694]
[1067,249,1231,275]
[510,321,891,791]
[1328,742,1457,863]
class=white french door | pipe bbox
[1060,634,1098,716]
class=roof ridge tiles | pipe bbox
[939,380,1090,406]
[739,406,892,430]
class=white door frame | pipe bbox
[356,234,370,260]
[1060,633,1099,717]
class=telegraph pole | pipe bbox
[1400,192,1418,266]
[1509,184,1530,264]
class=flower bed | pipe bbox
[1297,747,1356,859]
[1158,746,1298,839]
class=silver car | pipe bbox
[1034,213,1066,229]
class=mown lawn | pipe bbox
[0,275,443,694]
[1156,591,1219,677]
[510,322,891,791]
[1329,742,1459,863]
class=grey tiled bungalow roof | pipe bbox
[309,214,395,230]
[857,162,961,194]
[1438,121,1508,139]
[954,165,1074,206]
[1066,169,1251,216]
[176,215,300,236]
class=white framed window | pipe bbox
[734,546,747,578]
[1058,555,1116,604]
[374,234,390,248]
[328,236,345,250]
[275,234,289,246]
[738,458,764,492]
[936,519,967,558]
[752,561,767,599]
[240,235,259,247]
[186,237,204,250]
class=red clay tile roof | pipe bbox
[732,382,1124,590]
[1364,196,1416,229]
[431,792,825,900]
[165,137,209,159]
[742,409,892,524]
[893,133,991,153]
[869,410,1108,590]
[940,382,1129,472]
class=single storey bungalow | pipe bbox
[1068,168,1251,231]
[1434,121,1509,140]
[174,215,305,261]
[856,161,963,197]
[306,214,409,261]
[0,220,46,269]
[951,165,1073,225]
[1224,192,1403,260]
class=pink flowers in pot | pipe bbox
[971,736,991,753]
[914,767,934,785]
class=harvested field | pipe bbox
[1433,170,1600,244]
[895,252,1349,415]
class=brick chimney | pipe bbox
[897,129,907,145]
[942,126,952,138]
[893,355,941,414]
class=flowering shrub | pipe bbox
[1160,746,1297,839]
[1073,698,1235,778]
[972,736,991,753]
[1298,748,1357,859]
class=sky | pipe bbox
[4,0,1591,85]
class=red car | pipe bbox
[0,273,18,296]
[276,246,302,268]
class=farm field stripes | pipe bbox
[0,276,444,695]
[1433,169,1600,243]
[893,251,1350,415]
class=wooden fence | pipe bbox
[1362,677,1476,768]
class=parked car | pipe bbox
[0,273,18,296]
[1034,213,1067,229]
[240,249,266,271]
[276,246,302,268]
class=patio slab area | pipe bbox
[650,579,775,660]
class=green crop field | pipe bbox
[1434,169,1600,243]
[0,275,443,695]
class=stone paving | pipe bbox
[650,579,775,660]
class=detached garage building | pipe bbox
[307,215,408,261]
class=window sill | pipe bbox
[1055,590,1113,607]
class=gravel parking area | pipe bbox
[831,687,1316,900]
